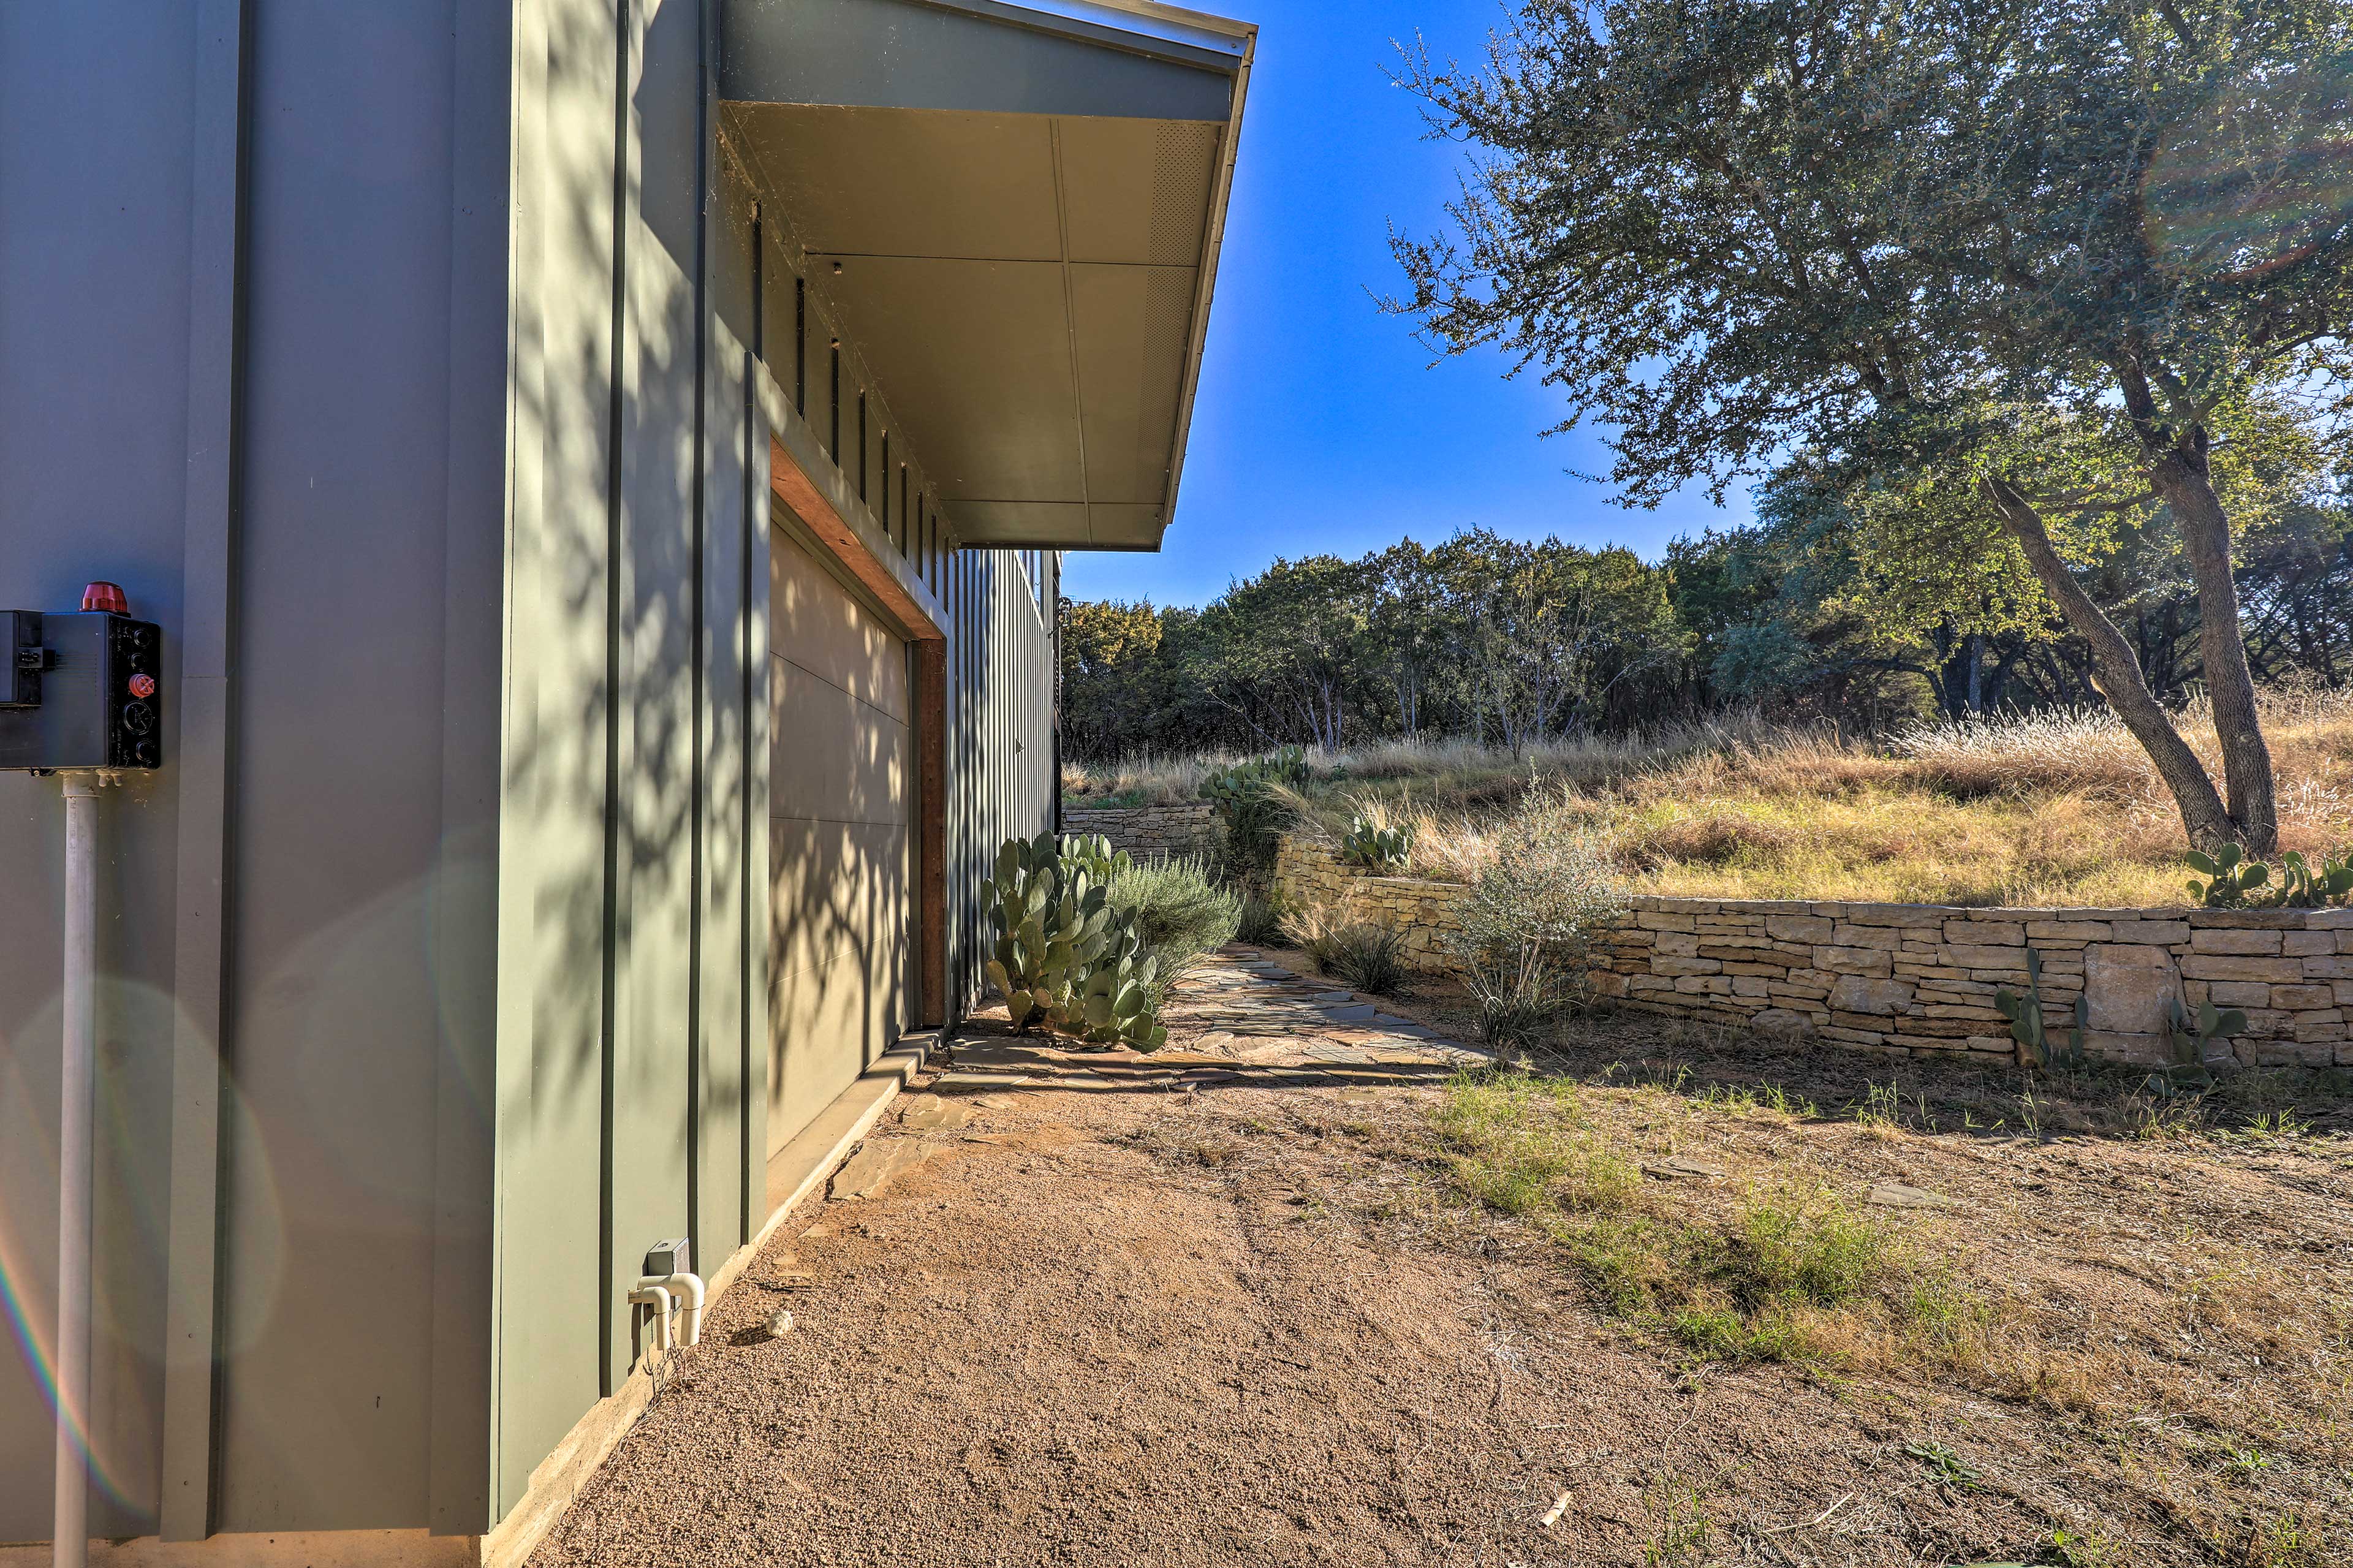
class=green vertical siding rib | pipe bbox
[426,0,513,1532]
[700,101,756,1270]
[493,0,619,1518]
[743,378,776,1241]
[607,0,699,1394]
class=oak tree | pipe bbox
[1392,0,2353,849]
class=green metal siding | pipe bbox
[1,0,512,1540]
[490,0,1056,1527]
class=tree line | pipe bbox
[1060,479,2352,763]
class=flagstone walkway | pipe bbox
[935,945,1492,1092]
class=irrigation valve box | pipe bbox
[0,610,164,772]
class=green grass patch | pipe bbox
[1433,1072,1989,1368]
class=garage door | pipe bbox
[768,516,914,1156]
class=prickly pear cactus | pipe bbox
[2184,843,2268,907]
[1993,947,2086,1071]
[1058,831,1131,888]
[2148,994,2243,1096]
[2276,850,2353,908]
[1061,916,1167,1053]
[982,831,1112,1031]
[1341,815,1412,871]
[980,831,1167,1051]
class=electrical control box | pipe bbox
[643,1238,691,1279]
[0,610,163,772]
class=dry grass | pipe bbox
[1418,1040,2353,1561]
[1075,692,2353,906]
[1059,750,1234,806]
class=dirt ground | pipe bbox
[531,955,2353,1567]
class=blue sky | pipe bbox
[1064,0,1754,608]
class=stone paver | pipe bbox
[1154,946,1490,1073]
[898,1095,975,1131]
[830,1140,933,1200]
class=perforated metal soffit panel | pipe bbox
[721,0,1251,551]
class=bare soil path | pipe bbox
[530,951,2353,1567]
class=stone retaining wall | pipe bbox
[1063,802,1222,859]
[1273,839,1468,974]
[1271,837,2353,1068]
[1593,898,2353,1069]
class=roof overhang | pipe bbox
[721,0,1254,551]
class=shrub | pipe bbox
[1107,854,1241,991]
[1447,789,1626,1045]
[1202,762,1297,887]
[1328,920,1409,996]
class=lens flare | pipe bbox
[2143,62,2353,284]
[0,1051,135,1510]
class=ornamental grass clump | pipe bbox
[1328,919,1409,996]
[1280,894,1348,974]
[1233,893,1286,946]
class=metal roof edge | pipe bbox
[1151,14,1252,553]
[902,0,1253,74]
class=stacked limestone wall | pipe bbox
[1594,899,2353,1068]
[1272,838,1468,973]
[1063,802,1222,859]
[1270,836,2353,1068]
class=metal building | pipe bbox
[0,2,1251,1561]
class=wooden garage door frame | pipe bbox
[769,432,948,1028]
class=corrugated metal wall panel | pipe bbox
[941,548,1057,1010]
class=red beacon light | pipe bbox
[81,581,129,615]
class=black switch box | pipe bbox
[0,611,163,772]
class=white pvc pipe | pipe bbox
[627,1284,674,1362]
[650,1272,705,1347]
[55,775,99,1568]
